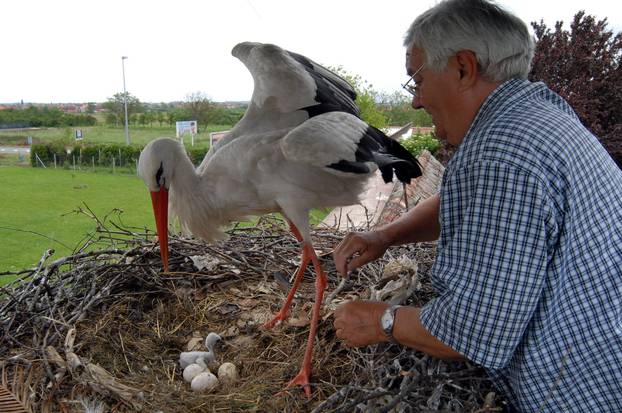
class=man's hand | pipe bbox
[332,231,391,277]
[333,300,390,347]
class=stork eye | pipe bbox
[156,162,165,187]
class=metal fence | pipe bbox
[0,147,138,175]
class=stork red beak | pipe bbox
[150,187,169,272]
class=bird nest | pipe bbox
[0,208,505,412]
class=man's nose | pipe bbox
[411,96,423,110]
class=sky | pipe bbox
[1,0,620,104]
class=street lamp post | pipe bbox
[121,56,130,145]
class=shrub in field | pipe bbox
[0,106,96,128]
[186,147,210,166]
[30,142,68,167]
[30,142,208,169]
[400,133,441,157]
[31,143,142,168]
[85,144,141,167]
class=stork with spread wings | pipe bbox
[138,41,422,396]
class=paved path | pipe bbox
[0,146,30,155]
[319,171,397,231]
[319,151,444,231]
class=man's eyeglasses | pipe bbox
[402,63,425,98]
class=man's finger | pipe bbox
[332,243,349,276]
[333,304,345,320]
[335,250,359,277]
[347,253,371,273]
[338,249,366,276]
[334,258,348,277]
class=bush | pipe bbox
[31,143,142,168]
[0,107,96,128]
[30,142,208,169]
[186,147,210,166]
[30,142,68,167]
[85,144,141,167]
[530,12,621,168]
[400,133,441,157]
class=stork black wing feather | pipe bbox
[328,125,422,184]
[288,51,359,117]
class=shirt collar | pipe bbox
[466,78,530,139]
[446,79,534,170]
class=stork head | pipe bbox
[138,138,184,272]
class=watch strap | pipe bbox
[382,304,402,343]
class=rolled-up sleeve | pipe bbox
[420,161,550,369]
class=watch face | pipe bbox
[381,310,392,331]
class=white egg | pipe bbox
[183,363,207,383]
[191,371,219,392]
[217,362,239,385]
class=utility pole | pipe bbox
[121,56,130,145]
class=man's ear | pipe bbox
[455,50,478,90]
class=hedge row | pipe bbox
[30,143,209,168]
[28,135,436,170]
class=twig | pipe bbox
[0,226,71,250]
[324,277,348,306]
[118,332,133,374]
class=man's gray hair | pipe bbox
[403,0,535,81]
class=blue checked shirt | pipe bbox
[419,79,622,412]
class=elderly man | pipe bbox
[332,0,622,411]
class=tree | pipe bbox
[166,112,176,126]
[183,91,214,128]
[530,12,622,167]
[209,105,245,126]
[328,66,388,129]
[145,111,156,127]
[156,112,165,127]
[138,113,147,127]
[166,108,188,126]
[102,92,143,127]
[104,112,117,126]
[0,106,95,128]
[377,91,432,127]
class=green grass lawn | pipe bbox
[0,166,330,275]
[0,124,338,278]
[0,167,155,273]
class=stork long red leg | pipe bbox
[287,219,304,242]
[264,246,310,328]
[279,242,328,397]
[263,220,308,328]
[266,220,327,396]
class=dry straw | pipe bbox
[1,208,501,412]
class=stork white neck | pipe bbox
[167,159,231,244]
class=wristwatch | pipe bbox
[380,305,402,343]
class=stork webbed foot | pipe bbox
[276,366,312,398]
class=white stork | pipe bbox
[138,41,422,396]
